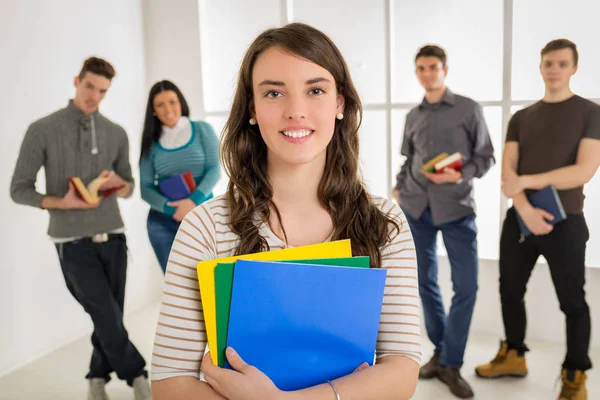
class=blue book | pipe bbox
[516,185,567,237]
[226,259,387,391]
[157,172,195,201]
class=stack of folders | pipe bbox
[196,239,387,391]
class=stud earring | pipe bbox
[249,117,257,125]
[336,113,344,120]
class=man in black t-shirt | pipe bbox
[476,39,600,400]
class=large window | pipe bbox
[295,0,388,105]
[512,0,600,100]
[393,0,504,103]
[197,0,600,265]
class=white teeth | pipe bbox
[282,130,312,138]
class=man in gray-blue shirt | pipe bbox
[393,45,495,399]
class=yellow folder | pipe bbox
[196,239,352,365]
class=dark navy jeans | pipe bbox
[404,207,478,368]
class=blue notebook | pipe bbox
[516,185,567,237]
[226,259,387,391]
[157,172,195,201]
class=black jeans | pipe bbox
[56,234,147,384]
[499,207,592,371]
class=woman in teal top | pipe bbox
[139,80,221,273]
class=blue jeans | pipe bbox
[404,208,478,368]
[147,210,181,274]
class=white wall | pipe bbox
[142,0,206,118]
[0,0,163,376]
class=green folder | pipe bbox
[214,256,370,366]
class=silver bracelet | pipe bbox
[326,380,341,400]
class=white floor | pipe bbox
[0,301,597,399]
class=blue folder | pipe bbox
[158,173,193,201]
[226,259,387,391]
[516,185,567,236]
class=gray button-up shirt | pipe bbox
[395,89,495,225]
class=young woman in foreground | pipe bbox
[150,22,421,400]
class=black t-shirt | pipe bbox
[506,95,600,214]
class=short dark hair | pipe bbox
[78,57,116,80]
[415,45,447,66]
[541,39,578,66]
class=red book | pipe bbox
[434,152,463,173]
[182,171,197,192]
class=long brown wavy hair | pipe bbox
[221,23,400,268]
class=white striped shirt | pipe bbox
[151,195,421,381]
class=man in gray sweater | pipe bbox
[10,57,151,400]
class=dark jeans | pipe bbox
[55,234,147,385]
[500,207,592,371]
[404,208,478,368]
[147,209,181,273]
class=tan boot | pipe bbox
[558,369,587,400]
[475,342,528,378]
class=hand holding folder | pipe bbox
[516,185,566,237]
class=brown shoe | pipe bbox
[419,354,440,379]
[475,341,528,379]
[438,366,474,399]
[558,369,587,400]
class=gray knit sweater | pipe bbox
[10,100,135,238]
